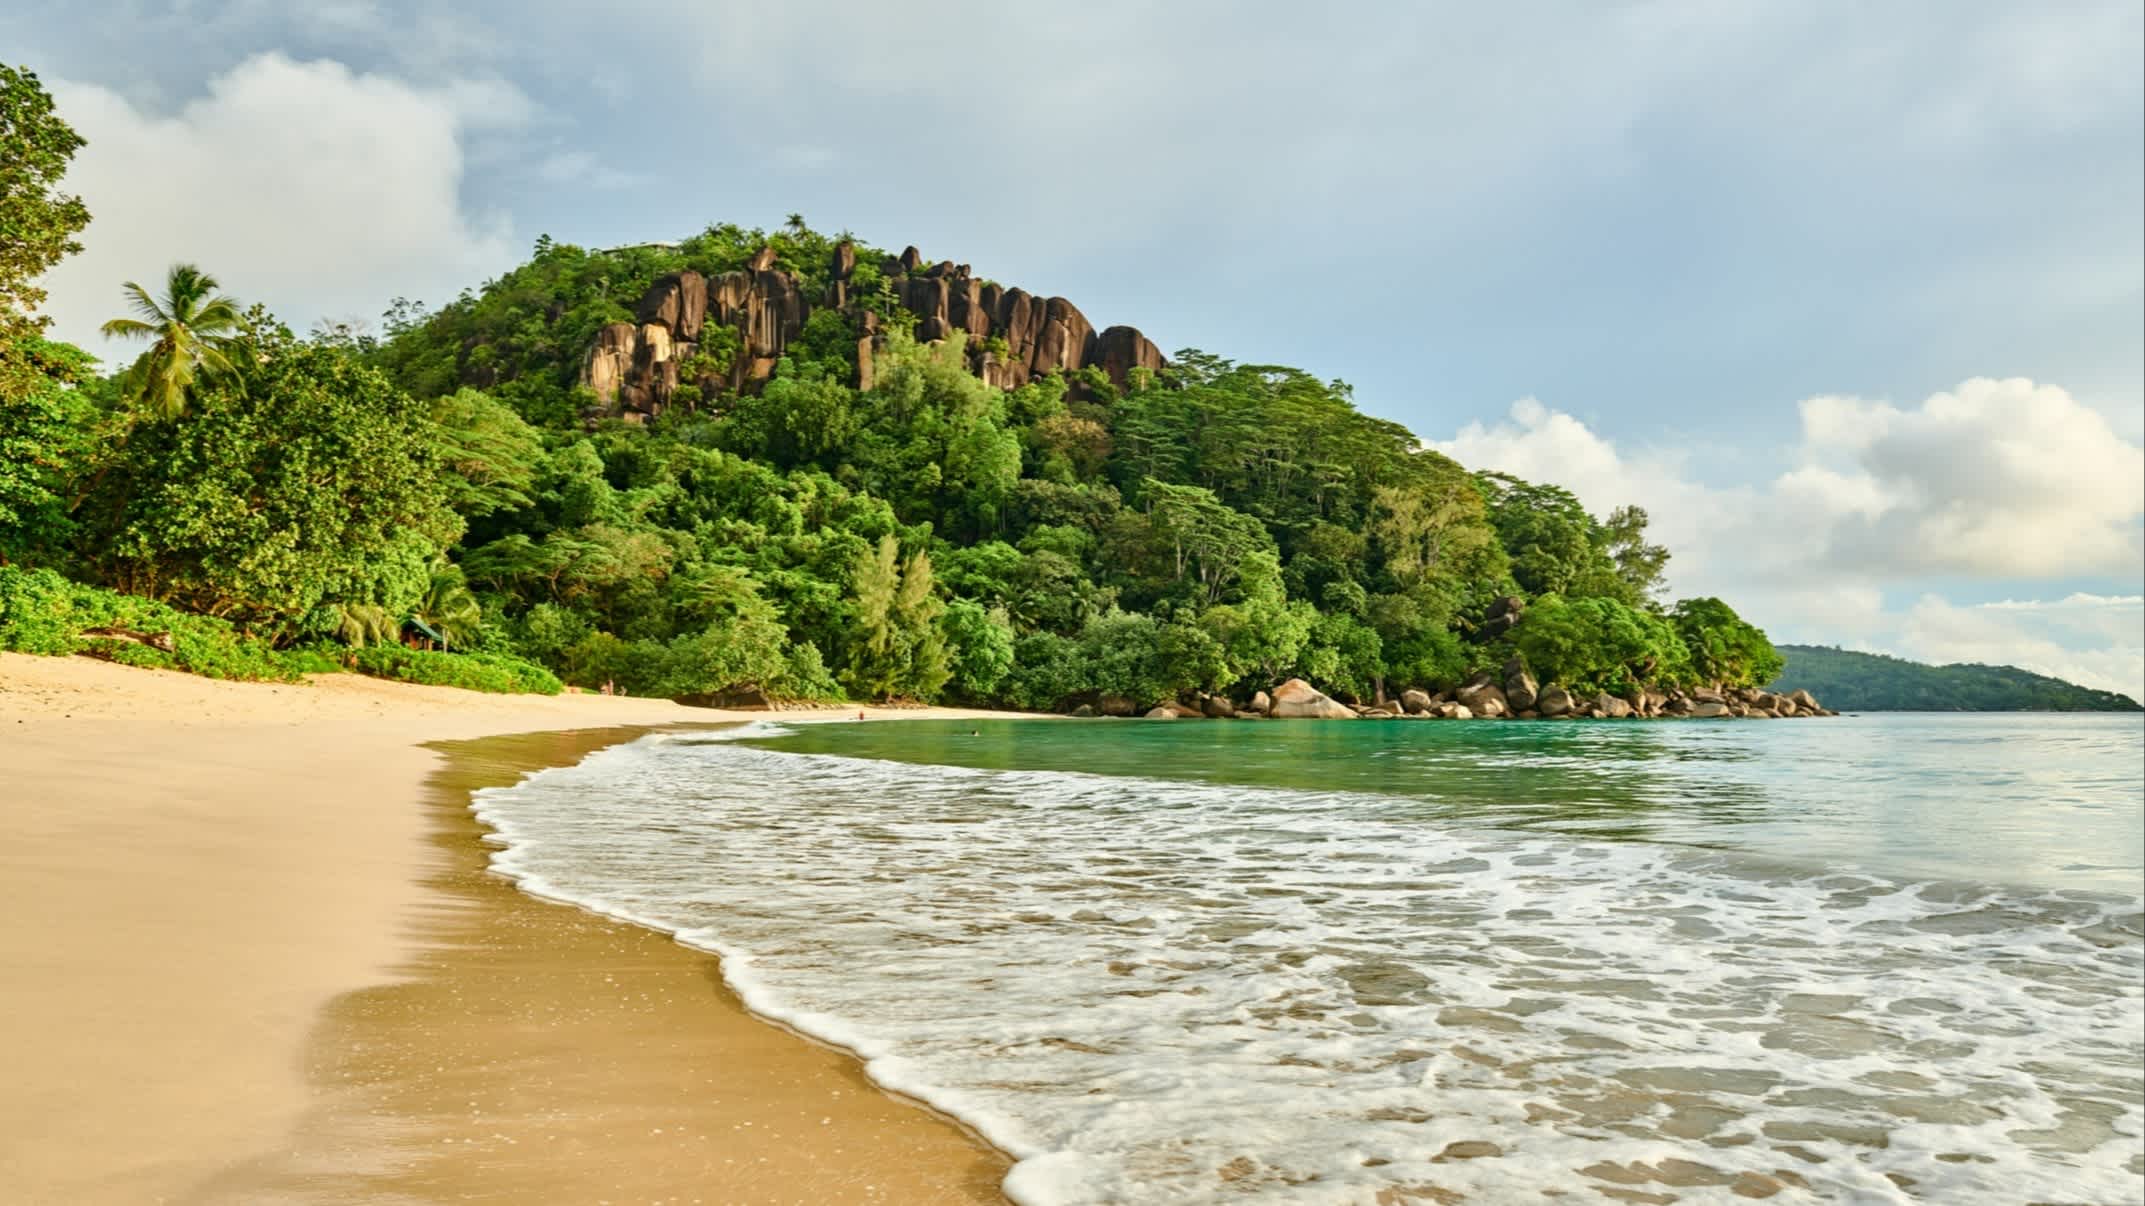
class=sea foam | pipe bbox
[473,727,2145,1204]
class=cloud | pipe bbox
[1436,378,2144,588]
[1430,381,2145,698]
[1897,595,2143,699]
[1980,591,2144,612]
[1429,397,1774,594]
[37,53,526,354]
[1799,378,2144,578]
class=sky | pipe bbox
[13,1,2143,697]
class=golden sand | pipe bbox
[0,654,1013,1203]
[211,727,1008,1203]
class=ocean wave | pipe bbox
[473,734,2145,1204]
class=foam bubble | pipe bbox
[472,734,2145,1204]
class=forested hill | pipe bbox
[1770,646,2142,712]
[5,157,1801,714]
[330,218,1792,710]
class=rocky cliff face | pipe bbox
[581,241,1164,420]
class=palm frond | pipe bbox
[165,264,220,312]
[189,298,245,334]
[331,602,397,648]
[120,281,168,324]
[100,317,158,340]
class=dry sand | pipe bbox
[0,653,1015,1204]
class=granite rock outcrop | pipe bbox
[581,240,1165,420]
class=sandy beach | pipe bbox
[0,652,1013,1204]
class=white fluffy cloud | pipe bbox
[1427,397,1764,592]
[1797,379,2144,577]
[1897,594,2143,698]
[1431,380,2145,698]
[38,53,525,353]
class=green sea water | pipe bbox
[479,711,2145,1201]
[750,711,2145,895]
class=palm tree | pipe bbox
[410,568,482,650]
[327,602,398,650]
[99,263,245,418]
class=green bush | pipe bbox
[347,644,562,695]
[0,566,307,681]
[0,568,559,694]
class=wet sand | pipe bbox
[0,654,1013,1203]
[209,727,1009,1204]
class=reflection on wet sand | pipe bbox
[205,726,1008,1205]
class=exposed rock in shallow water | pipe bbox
[1537,685,1574,717]
[1504,660,1539,712]
[1457,680,1509,717]
[1269,678,1356,719]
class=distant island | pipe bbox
[1770,645,2141,712]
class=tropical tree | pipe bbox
[429,388,543,520]
[0,338,97,564]
[411,565,482,649]
[325,601,397,648]
[1,64,91,400]
[80,339,462,637]
[1671,597,1784,688]
[100,263,246,418]
[1514,594,1690,696]
[842,534,949,699]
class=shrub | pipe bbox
[347,645,563,695]
[0,566,307,681]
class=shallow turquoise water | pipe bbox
[480,713,2145,1202]
[750,712,2145,894]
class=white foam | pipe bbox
[471,735,2145,1204]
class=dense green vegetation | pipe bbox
[1,67,1793,707]
[1771,645,2141,712]
[347,644,562,695]
[0,566,559,691]
[1,565,322,680]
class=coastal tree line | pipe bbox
[1,65,1784,706]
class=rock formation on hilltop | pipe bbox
[581,240,1164,420]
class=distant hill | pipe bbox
[1770,645,2142,712]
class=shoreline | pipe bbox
[211,725,1011,1203]
[0,653,1018,1204]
